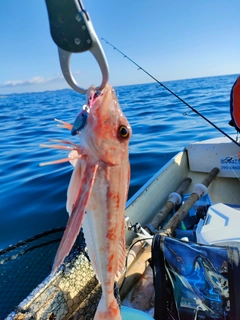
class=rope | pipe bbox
[0,227,65,255]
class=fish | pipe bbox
[51,84,132,320]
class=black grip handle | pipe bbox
[45,0,93,53]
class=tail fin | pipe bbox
[94,296,122,320]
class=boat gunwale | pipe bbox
[126,149,186,209]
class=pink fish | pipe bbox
[51,84,131,319]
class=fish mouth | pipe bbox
[86,84,114,108]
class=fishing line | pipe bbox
[102,38,240,148]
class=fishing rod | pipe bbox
[101,38,240,148]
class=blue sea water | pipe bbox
[0,74,238,251]
[0,74,239,318]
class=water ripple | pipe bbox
[0,74,238,248]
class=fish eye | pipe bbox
[118,125,129,138]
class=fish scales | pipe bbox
[52,84,131,320]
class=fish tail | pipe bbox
[94,296,122,320]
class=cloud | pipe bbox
[72,70,81,75]
[1,75,64,88]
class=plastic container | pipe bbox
[121,306,154,320]
[175,193,212,241]
[182,193,212,218]
[175,225,197,242]
[196,203,240,245]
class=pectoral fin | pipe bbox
[52,159,98,273]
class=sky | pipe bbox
[0,0,239,94]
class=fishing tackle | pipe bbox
[102,38,240,148]
[71,107,89,136]
[45,0,109,94]
[71,90,102,135]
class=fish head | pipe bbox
[82,84,132,165]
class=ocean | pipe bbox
[0,74,239,318]
[0,74,238,251]
[0,75,237,320]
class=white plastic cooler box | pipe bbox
[196,203,240,245]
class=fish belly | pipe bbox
[82,164,128,319]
